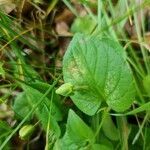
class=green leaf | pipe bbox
[0,121,12,149]
[30,81,62,111]
[102,113,119,141]
[92,144,113,150]
[23,83,62,122]
[29,81,53,97]
[111,102,150,116]
[98,134,114,150]
[126,102,150,115]
[63,34,135,115]
[59,132,81,150]
[59,110,94,150]
[22,84,62,137]
[67,110,94,143]
[13,92,32,121]
[0,121,12,135]
[71,15,96,34]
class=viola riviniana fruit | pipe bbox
[56,83,74,96]
[19,125,35,140]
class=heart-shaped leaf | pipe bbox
[58,110,94,150]
[63,34,135,115]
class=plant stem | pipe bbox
[98,0,102,29]
[117,116,130,150]
[45,90,54,150]
[132,112,149,144]
[93,107,110,141]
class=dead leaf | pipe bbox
[55,8,74,24]
[55,21,72,36]
[0,0,16,14]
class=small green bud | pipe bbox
[19,125,35,140]
[56,83,74,96]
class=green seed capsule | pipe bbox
[19,125,35,140]
[56,83,74,96]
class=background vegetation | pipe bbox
[0,0,150,149]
